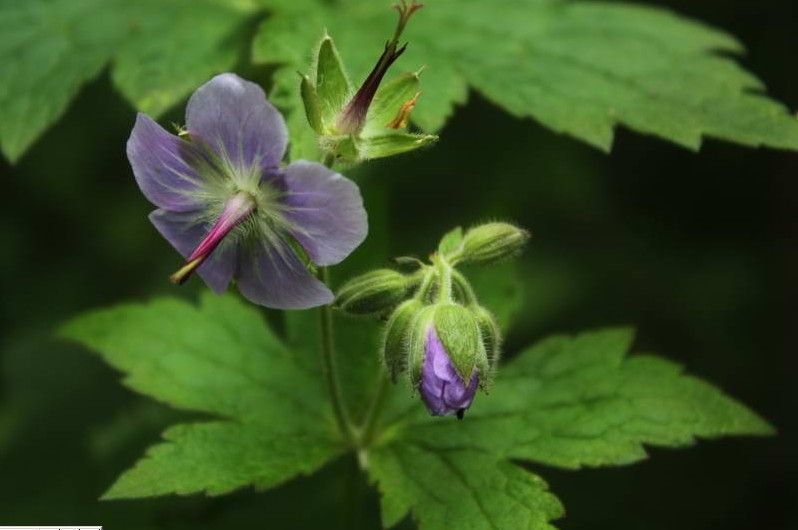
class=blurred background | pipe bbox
[0,0,795,528]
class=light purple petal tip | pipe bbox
[236,235,333,309]
[127,114,205,212]
[186,73,288,172]
[419,328,478,417]
[149,209,237,294]
[280,161,368,266]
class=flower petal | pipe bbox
[236,234,333,309]
[420,328,478,416]
[281,161,368,266]
[186,73,288,172]
[127,114,206,211]
[149,209,237,294]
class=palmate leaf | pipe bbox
[61,291,771,528]
[0,0,256,162]
[254,0,798,153]
[59,292,343,499]
[3,0,798,163]
[367,327,772,529]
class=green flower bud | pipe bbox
[335,269,412,315]
[431,303,488,382]
[456,222,530,265]
[382,299,426,381]
[470,305,502,384]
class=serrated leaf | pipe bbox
[369,444,563,530]
[111,0,254,117]
[254,0,798,153]
[59,292,342,499]
[0,0,256,162]
[391,328,773,470]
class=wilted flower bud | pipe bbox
[382,298,425,381]
[456,222,530,265]
[408,303,487,418]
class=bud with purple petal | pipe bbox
[338,222,528,418]
[408,303,487,418]
[299,1,436,163]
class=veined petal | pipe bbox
[186,73,288,173]
[281,161,368,266]
[127,114,206,212]
[149,209,237,294]
[236,234,333,309]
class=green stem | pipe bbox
[319,267,358,445]
[358,372,391,449]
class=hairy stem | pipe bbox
[319,266,358,445]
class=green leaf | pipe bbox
[59,292,342,499]
[111,0,255,117]
[369,444,564,530]
[369,327,771,529]
[254,0,798,153]
[0,0,256,162]
[392,328,774,470]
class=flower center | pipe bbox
[169,191,256,284]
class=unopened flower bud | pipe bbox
[456,222,530,265]
[382,299,425,381]
[335,269,412,315]
[408,303,486,418]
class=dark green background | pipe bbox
[1,0,794,528]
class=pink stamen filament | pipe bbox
[169,192,255,285]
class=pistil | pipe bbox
[170,192,256,284]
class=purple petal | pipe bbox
[149,209,237,294]
[127,114,206,212]
[280,161,368,266]
[420,328,478,416]
[186,73,287,172]
[235,234,333,309]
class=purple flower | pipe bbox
[127,73,367,309]
[419,328,479,418]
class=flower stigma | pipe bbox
[169,191,256,284]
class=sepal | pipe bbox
[314,35,351,129]
[382,299,425,381]
[432,303,486,382]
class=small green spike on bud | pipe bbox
[455,222,530,265]
[470,305,501,384]
[437,226,463,256]
[335,269,412,315]
[382,299,425,381]
[432,303,486,381]
[300,73,324,134]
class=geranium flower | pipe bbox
[127,73,367,309]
